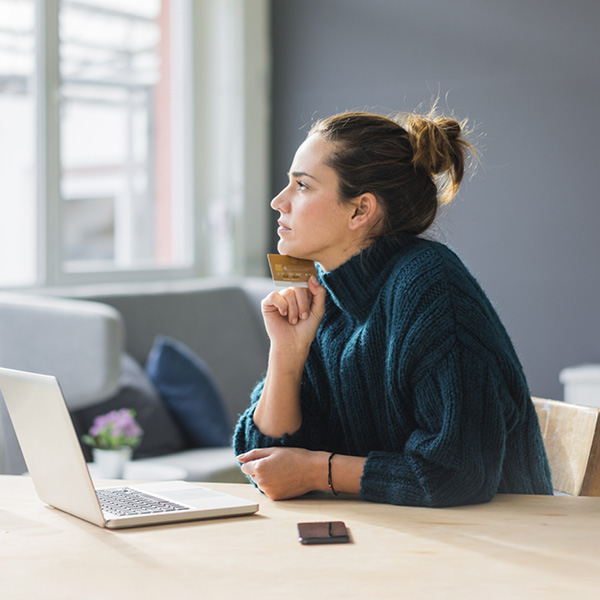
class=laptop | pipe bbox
[0,367,258,529]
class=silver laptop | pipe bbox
[0,367,258,529]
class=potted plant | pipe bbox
[83,409,143,478]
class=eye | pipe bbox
[295,180,308,191]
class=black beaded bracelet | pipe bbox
[328,452,339,496]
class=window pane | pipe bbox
[0,0,37,286]
[59,0,189,272]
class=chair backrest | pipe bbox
[533,397,600,496]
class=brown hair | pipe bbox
[309,106,475,239]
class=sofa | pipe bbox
[0,277,274,482]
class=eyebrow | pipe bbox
[289,170,319,182]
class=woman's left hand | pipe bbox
[237,447,328,500]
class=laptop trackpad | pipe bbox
[160,487,241,509]
[163,488,224,503]
[134,482,240,509]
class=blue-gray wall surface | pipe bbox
[269,0,600,400]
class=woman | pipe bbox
[234,108,553,507]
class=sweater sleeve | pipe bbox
[360,346,515,507]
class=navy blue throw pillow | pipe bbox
[145,336,231,448]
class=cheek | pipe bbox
[295,194,349,232]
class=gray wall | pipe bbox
[269,0,600,400]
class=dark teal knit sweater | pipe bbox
[234,236,553,507]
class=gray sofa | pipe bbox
[0,277,273,481]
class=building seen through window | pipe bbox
[0,0,192,286]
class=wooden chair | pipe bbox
[533,397,600,496]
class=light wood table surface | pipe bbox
[1,475,599,599]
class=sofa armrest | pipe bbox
[0,292,123,407]
[0,292,124,474]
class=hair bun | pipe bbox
[436,117,461,141]
[399,109,473,203]
[401,114,460,174]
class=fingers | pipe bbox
[238,459,262,492]
[290,287,312,323]
[238,448,273,492]
[307,276,326,319]
[237,447,273,463]
[262,286,314,325]
[236,447,315,501]
[280,288,302,324]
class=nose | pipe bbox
[270,187,288,213]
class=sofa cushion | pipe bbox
[145,336,231,448]
[72,354,186,460]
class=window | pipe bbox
[0,0,270,288]
[60,0,183,272]
[0,0,36,286]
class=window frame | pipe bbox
[17,0,270,289]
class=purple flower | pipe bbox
[83,408,144,450]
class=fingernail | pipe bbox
[301,312,309,320]
[309,275,319,286]
[291,318,298,324]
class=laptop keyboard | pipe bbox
[97,487,189,517]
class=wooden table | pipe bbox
[1,475,599,599]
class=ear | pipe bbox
[348,193,379,231]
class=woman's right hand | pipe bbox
[253,276,325,438]
[261,275,326,353]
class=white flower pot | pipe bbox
[91,447,133,479]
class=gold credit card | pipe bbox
[267,254,318,288]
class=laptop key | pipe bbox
[97,487,189,516]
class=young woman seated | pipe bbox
[234,108,553,507]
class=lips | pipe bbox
[277,220,291,233]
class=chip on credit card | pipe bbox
[267,254,318,288]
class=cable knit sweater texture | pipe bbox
[233,236,553,507]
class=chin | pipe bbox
[277,238,315,262]
[277,239,295,256]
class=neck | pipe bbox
[316,239,375,273]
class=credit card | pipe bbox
[267,254,318,288]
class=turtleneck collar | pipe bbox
[318,235,417,321]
